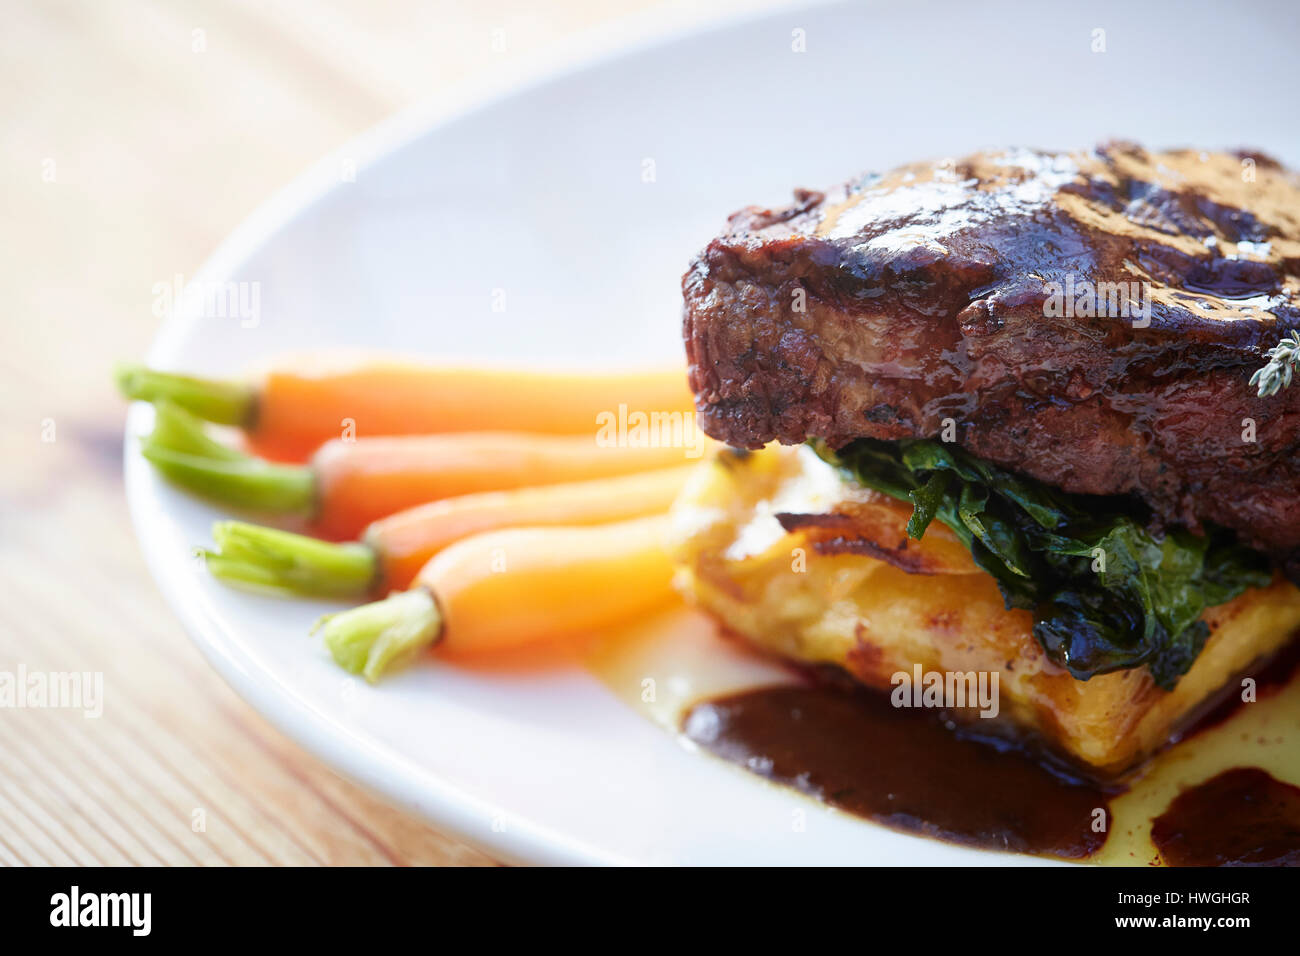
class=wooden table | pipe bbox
[0,0,750,866]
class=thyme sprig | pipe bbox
[1250,331,1300,397]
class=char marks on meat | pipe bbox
[682,142,1300,563]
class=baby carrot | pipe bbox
[196,465,695,597]
[312,515,675,680]
[142,402,707,539]
[369,465,692,588]
[116,353,696,461]
[310,431,701,539]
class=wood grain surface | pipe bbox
[0,0,750,867]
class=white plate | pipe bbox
[126,0,1300,865]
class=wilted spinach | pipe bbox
[818,438,1272,689]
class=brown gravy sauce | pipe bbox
[1150,768,1300,866]
[683,683,1117,859]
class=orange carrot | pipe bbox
[366,465,694,588]
[142,402,706,540]
[117,354,696,461]
[311,432,701,538]
[197,466,695,598]
[311,515,675,679]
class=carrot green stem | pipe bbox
[115,363,255,426]
[312,589,442,682]
[141,401,316,515]
[198,521,376,599]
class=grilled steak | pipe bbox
[682,142,1300,563]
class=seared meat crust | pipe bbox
[683,143,1300,561]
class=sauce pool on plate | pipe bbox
[1150,768,1300,867]
[683,683,1115,859]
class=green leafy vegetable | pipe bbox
[817,438,1272,689]
[1250,330,1300,397]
